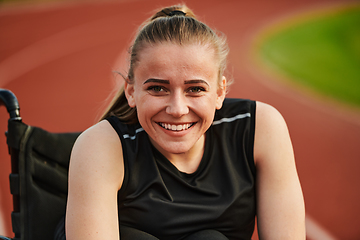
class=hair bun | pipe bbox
[164,10,186,17]
[151,5,196,21]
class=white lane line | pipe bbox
[306,215,338,240]
[0,14,123,87]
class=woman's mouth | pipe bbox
[157,122,196,131]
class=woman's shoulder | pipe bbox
[254,101,292,164]
[66,120,125,239]
[75,120,121,151]
[255,101,287,131]
[69,119,124,190]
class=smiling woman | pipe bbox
[59,4,305,240]
[124,43,224,163]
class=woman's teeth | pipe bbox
[159,123,194,131]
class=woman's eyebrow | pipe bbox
[144,79,170,84]
[143,79,209,86]
[184,79,209,86]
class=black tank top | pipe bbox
[106,98,256,240]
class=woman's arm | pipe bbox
[66,120,124,240]
[254,102,305,239]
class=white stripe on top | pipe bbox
[123,128,144,140]
[212,113,251,125]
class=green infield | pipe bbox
[256,5,360,108]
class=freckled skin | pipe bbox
[125,43,226,169]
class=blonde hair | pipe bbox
[100,5,229,123]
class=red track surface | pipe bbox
[1,0,359,239]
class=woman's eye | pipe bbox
[148,86,164,92]
[189,87,205,93]
[147,86,168,95]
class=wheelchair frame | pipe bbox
[1,89,80,240]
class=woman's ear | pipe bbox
[216,76,226,110]
[124,79,136,108]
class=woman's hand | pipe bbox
[254,102,306,239]
[66,120,124,240]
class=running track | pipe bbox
[1,0,359,239]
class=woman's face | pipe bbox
[125,43,226,157]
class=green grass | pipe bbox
[257,5,360,108]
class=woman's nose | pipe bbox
[166,92,189,117]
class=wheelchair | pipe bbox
[0,89,81,240]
